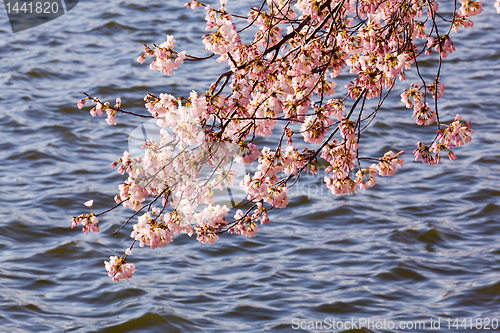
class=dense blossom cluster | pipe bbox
[414,114,473,165]
[137,36,187,75]
[73,0,494,281]
[104,251,137,282]
[71,200,99,234]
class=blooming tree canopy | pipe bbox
[73,0,496,282]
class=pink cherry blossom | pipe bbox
[413,103,436,126]
[460,0,483,16]
[104,256,137,282]
[324,174,357,195]
[452,14,474,33]
[301,116,326,144]
[376,151,404,177]
[185,1,200,10]
[265,185,289,208]
[137,55,146,64]
[426,78,445,100]
[77,99,86,109]
[235,142,260,165]
[233,209,259,237]
[356,164,377,190]
[401,83,422,109]
[71,214,99,235]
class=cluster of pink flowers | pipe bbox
[400,82,444,126]
[321,139,357,174]
[460,0,484,16]
[71,200,99,234]
[414,114,473,165]
[320,133,402,195]
[240,170,291,208]
[414,142,434,165]
[355,165,378,190]
[427,78,446,100]
[192,204,231,244]
[131,212,173,249]
[201,3,241,58]
[74,0,490,281]
[77,96,121,126]
[413,103,436,126]
[376,151,404,177]
[324,172,358,195]
[321,99,344,121]
[71,214,99,234]
[232,209,259,237]
[104,252,137,282]
[451,14,474,33]
[400,83,423,109]
[301,115,329,144]
[137,36,186,76]
[438,114,474,147]
[235,142,260,165]
[426,35,456,58]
